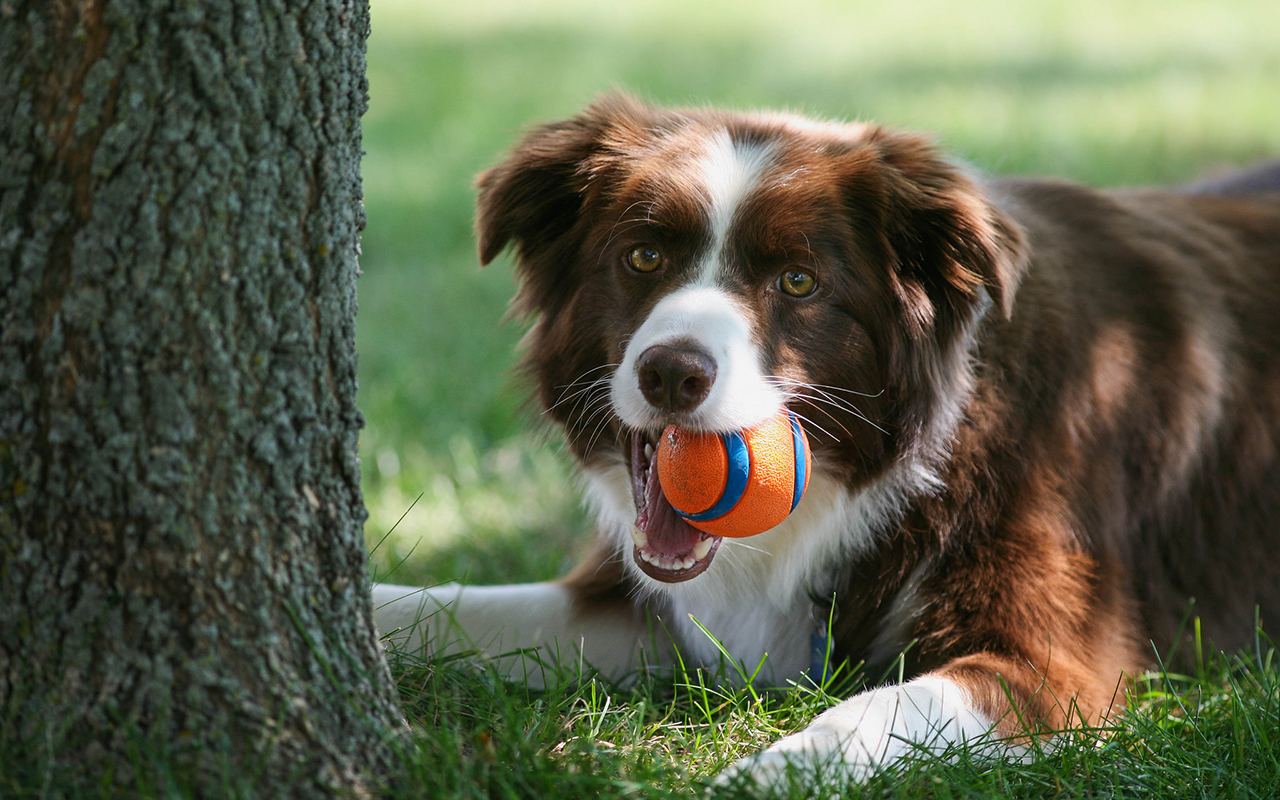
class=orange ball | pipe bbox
[655,410,811,538]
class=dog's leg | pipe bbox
[372,541,672,687]
[718,673,1006,786]
[720,524,1142,788]
[719,648,1095,786]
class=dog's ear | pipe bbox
[475,93,649,268]
[853,130,1028,338]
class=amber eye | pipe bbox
[778,269,817,297]
[627,246,663,273]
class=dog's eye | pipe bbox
[778,269,817,298]
[627,246,663,273]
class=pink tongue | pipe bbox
[636,447,705,558]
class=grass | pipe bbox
[356,0,1280,796]
[376,631,1280,798]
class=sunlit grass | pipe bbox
[376,623,1279,799]
[364,431,591,588]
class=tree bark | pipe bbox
[0,0,404,794]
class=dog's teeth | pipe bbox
[637,547,694,571]
[636,538,713,572]
[644,443,654,460]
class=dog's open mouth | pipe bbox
[629,431,721,583]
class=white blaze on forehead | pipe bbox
[693,129,776,285]
[609,129,782,434]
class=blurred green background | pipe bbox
[357,0,1280,588]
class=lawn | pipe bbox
[357,0,1280,795]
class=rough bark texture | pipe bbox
[0,0,404,794]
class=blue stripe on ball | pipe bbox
[789,411,807,512]
[679,430,750,522]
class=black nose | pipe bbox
[636,344,717,413]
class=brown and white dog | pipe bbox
[374,94,1280,784]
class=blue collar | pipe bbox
[807,589,838,683]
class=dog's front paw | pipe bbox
[717,726,875,793]
[716,677,998,792]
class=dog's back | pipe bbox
[815,173,1280,711]
[1126,180,1280,658]
[992,178,1280,661]
[1183,160,1280,197]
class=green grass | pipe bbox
[357,0,1280,795]
[377,633,1280,798]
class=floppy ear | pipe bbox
[860,129,1028,339]
[475,119,598,268]
[475,93,649,266]
[475,93,653,315]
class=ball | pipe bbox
[655,410,811,538]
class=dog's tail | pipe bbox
[1182,160,1280,197]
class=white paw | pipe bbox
[717,727,877,792]
[716,677,997,791]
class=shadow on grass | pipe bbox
[380,624,1279,799]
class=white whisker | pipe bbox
[720,539,774,557]
[547,364,619,413]
[788,409,845,443]
[569,385,614,434]
[581,395,623,454]
[766,376,889,435]
[569,392,615,446]
[602,203,659,251]
[770,376,885,399]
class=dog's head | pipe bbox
[476,94,1026,594]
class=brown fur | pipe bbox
[484,94,1280,737]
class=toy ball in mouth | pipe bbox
[655,410,811,538]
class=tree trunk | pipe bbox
[0,0,404,794]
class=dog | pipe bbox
[373,94,1280,786]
